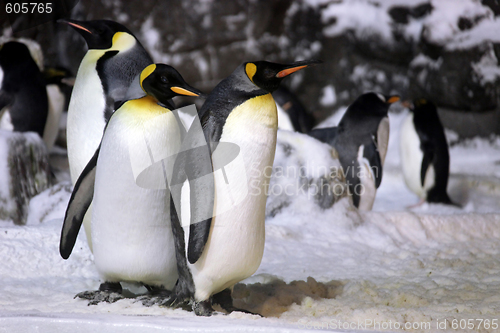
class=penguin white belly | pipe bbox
[67,51,108,183]
[189,95,277,301]
[43,85,65,150]
[91,105,180,288]
[356,145,377,211]
[400,114,426,198]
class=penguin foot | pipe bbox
[137,286,173,307]
[75,290,125,305]
[212,288,262,316]
[193,300,215,316]
[75,282,124,305]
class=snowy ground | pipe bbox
[1,105,500,333]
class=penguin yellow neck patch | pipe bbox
[140,64,156,92]
[245,63,257,83]
[111,32,136,52]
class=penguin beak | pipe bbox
[58,19,92,34]
[171,86,203,97]
[387,95,400,104]
[276,59,323,78]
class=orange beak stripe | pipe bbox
[387,96,400,104]
[171,87,199,97]
[66,22,92,34]
[276,65,308,78]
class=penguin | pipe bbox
[0,41,48,139]
[308,92,399,211]
[168,59,321,316]
[400,99,455,205]
[273,85,315,133]
[61,19,153,251]
[60,63,202,304]
[43,66,74,150]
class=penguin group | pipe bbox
[56,18,320,315]
[2,17,448,316]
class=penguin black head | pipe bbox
[410,98,437,114]
[139,64,203,105]
[59,19,135,50]
[0,41,34,70]
[350,92,400,116]
[244,59,322,93]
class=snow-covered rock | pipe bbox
[0,130,53,225]
[266,130,348,218]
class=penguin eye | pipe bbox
[160,76,168,84]
[263,68,274,78]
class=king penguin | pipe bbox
[309,92,399,211]
[60,63,202,304]
[169,59,321,316]
[400,99,455,205]
[62,19,153,251]
[0,41,48,138]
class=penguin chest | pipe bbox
[91,105,181,288]
[400,114,429,198]
[190,94,278,301]
[67,51,107,183]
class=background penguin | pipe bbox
[400,99,455,205]
[308,92,399,211]
[273,85,315,133]
[0,41,48,139]
[60,64,202,304]
[43,66,74,150]
[169,59,321,316]
[62,19,153,251]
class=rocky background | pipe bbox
[1,0,500,136]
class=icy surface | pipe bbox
[0,102,499,332]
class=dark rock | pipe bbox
[482,0,500,16]
[0,131,53,225]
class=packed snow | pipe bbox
[1,102,500,332]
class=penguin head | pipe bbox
[139,64,203,104]
[60,19,135,50]
[351,92,400,116]
[409,98,438,115]
[0,41,34,70]
[244,59,322,93]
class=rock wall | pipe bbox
[3,0,500,134]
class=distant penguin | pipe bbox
[43,66,74,150]
[273,85,315,133]
[400,99,455,205]
[60,64,202,304]
[0,41,48,139]
[62,19,153,251]
[169,59,321,316]
[309,92,399,211]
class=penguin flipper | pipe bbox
[0,90,14,110]
[308,127,338,146]
[420,144,434,187]
[60,146,99,259]
[364,141,383,189]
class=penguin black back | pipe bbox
[411,99,453,204]
[0,41,48,137]
[332,92,399,209]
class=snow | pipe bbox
[319,85,336,107]
[1,101,500,332]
